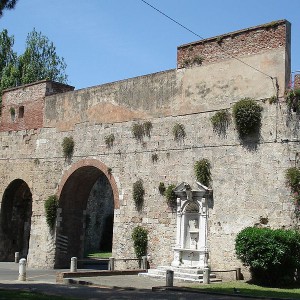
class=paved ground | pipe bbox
[0,262,268,299]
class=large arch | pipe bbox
[0,179,32,261]
[55,159,119,268]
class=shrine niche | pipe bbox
[172,182,212,269]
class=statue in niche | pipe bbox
[189,219,198,231]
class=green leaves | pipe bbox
[44,195,58,229]
[232,98,262,137]
[235,227,300,285]
[165,184,176,208]
[194,159,211,187]
[132,226,148,259]
[133,179,145,211]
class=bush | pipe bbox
[235,227,300,286]
[232,98,262,137]
[62,136,74,159]
[172,123,186,141]
[132,226,148,259]
[210,109,230,136]
[165,184,177,208]
[133,179,145,211]
[44,195,58,229]
[194,159,211,187]
[158,182,166,195]
[285,167,300,193]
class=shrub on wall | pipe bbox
[132,226,148,259]
[285,89,300,112]
[235,227,300,286]
[172,123,186,141]
[143,121,153,138]
[131,123,144,141]
[62,136,74,159]
[232,98,262,137]
[285,167,300,216]
[210,109,230,136]
[133,179,145,211]
[104,134,115,149]
[158,182,166,195]
[165,184,176,208]
[194,159,211,187]
[44,195,58,229]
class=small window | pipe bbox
[19,106,24,118]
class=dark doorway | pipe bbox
[0,179,32,261]
[55,166,114,268]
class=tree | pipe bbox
[0,28,68,107]
[0,0,18,17]
[19,29,67,84]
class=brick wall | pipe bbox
[0,80,74,132]
[177,20,289,69]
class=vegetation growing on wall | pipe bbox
[62,136,74,159]
[132,226,148,259]
[210,109,230,136]
[104,134,115,149]
[172,123,186,141]
[133,179,145,211]
[194,159,211,187]
[44,195,58,229]
[235,227,300,286]
[143,121,153,138]
[285,167,300,216]
[151,153,158,163]
[165,184,177,208]
[285,89,300,113]
[158,182,166,195]
[232,98,262,138]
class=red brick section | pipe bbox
[0,80,74,132]
[177,20,289,69]
[57,158,120,209]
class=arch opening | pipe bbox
[55,166,114,267]
[0,179,32,261]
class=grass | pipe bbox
[0,289,75,300]
[86,251,112,258]
[188,281,300,299]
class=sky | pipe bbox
[1,0,300,90]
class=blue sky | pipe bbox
[1,0,300,90]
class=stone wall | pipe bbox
[0,20,297,278]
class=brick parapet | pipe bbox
[177,20,289,69]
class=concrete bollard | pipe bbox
[203,267,210,284]
[236,267,241,280]
[18,258,26,281]
[15,252,20,263]
[109,257,115,271]
[166,269,174,287]
[142,256,147,270]
[70,257,77,272]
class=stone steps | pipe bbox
[139,266,221,283]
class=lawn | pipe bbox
[0,289,75,300]
[86,251,111,259]
[189,281,300,299]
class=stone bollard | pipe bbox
[203,267,210,284]
[142,256,147,270]
[18,258,26,281]
[236,267,241,280]
[70,257,77,272]
[166,269,174,287]
[15,252,20,263]
[109,257,115,271]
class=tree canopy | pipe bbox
[0,28,68,106]
[0,0,18,18]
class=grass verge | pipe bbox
[86,251,111,258]
[189,281,300,299]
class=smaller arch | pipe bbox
[57,159,119,209]
[182,200,200,213]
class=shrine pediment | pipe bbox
[174,181,211,200]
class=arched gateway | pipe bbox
[55,159,119,268]
[0,179,32,261]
